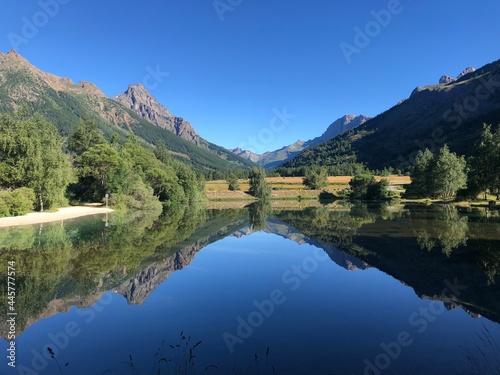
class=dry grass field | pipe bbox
[205,175,411,200]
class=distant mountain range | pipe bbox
[282,60,500,171]
[0,50,255,171]
[2,49,499,174]
[232,114,371,169]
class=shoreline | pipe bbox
[0,206,114,228]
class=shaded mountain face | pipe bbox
[307,114,371,147]
[0,50,254,171]
[283,59,500,171]
[113,83,201,145]
[232,114,370,169]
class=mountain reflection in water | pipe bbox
[0,203,499,374]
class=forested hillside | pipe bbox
[0,50,255,172]
[281,59,500,174]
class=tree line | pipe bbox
[406,125,500,200]
[278,124,500,201]
[0,111,205,217]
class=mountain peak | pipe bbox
[439,67,476,84]
[7,49,21,57]
[113,84,206,145]
[127,82,148,93]
[317,114,371,142]
[0,49,29,65]
[232,114,370,169]
[231,147,261,163]
[0,49,105,97]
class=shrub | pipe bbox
[109,181,162,211]
[226,173,240,191]
[303,166,328,190]
[0,188,36,217]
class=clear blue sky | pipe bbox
[1,0,499,153]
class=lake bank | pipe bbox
[0,206,114,228]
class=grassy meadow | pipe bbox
[205,175,412,201]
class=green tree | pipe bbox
[303,166,328,190]
[367,178,390,200]
[248,168,270,200]
[0,113,73,211]
[467,124,500,199]
[405,149,434,198]
[349,174,375,200]
[227,173,240,191]
[348,174,390,200]
[431,145,467,199]
[122,139,185,205]
[68,120,106,155]
[76,143,121,193]
[154,139,172,164]
[406,145,467,199]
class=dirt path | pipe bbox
[0,206,114,228]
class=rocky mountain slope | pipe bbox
[113,82,253,167]
[114,83,201,145]
[0,50,255,171]
[282,59,500,171]
[231,147,261,163]
[232,114,370,169]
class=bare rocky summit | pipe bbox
[113,83,201,145]
[231,147,261,163]
[439,67,476,84]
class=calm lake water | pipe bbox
[1,203,500,375]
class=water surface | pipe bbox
[1,203,499,374]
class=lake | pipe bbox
[1,203,499,375]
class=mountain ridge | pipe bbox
[281,58,500,171]
[0,50,255,171]
[232,114,370,169]
[113,83,202,145]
